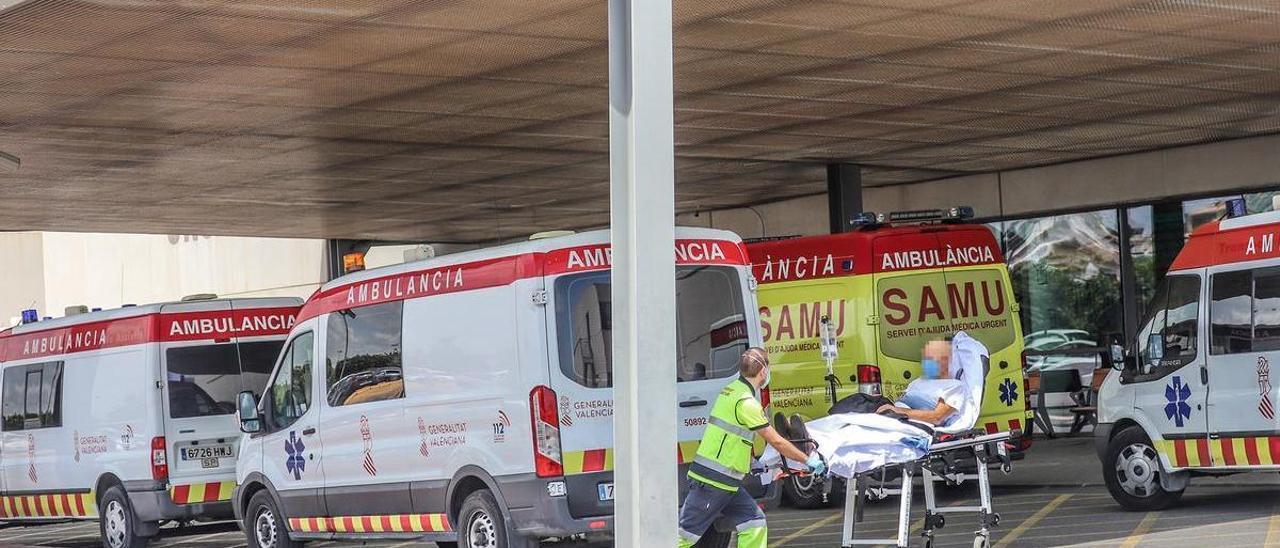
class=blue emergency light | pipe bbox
[20,309,37,324]
[1225,197,1247,218]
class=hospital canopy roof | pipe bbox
[1,0,1279,242]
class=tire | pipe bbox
[692,527,732,548]
[98,486,150,548]
[244,490,300,548]
[1102,426,1184,511]
[458,490,535,548]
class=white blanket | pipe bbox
[760,413,931,479]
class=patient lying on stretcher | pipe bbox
[875,338,971,426]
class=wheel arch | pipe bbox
[237,472,286,523]
[446,465,511,526]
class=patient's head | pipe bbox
[922,339,952,379]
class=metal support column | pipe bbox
[608,0,678,545]
[827,163,863,233]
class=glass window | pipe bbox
[1253,272,1280,352]
[2,362,63,431]
[555,266,747,388]
[1133,275,1200,379]
[326,301,404,406]
[267,333,313,431]
[1002,210,1122,349]
[165,341,286,419]
[1210,270,1253,355]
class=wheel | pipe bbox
[244,490,300,548]
[973,534,989,548]
[782,473,839,509]
[692,527,732,548]
[99,486,151,548]
[458,489,536,548]
[1102,426,1184,511]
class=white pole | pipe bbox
[608,0,677,544]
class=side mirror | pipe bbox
[238,391,261,433]
[1109,344,1125,367]
[1146,333,1164,366]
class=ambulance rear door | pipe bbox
[159,301,288,497]
[545,263,752,519]
[871,231,946,399]
[936,228,1022,428]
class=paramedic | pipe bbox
[678,347,823,548]
[877,338,968,426]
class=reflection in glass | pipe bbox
[556,266,747,388]
[1210,270,1252,355]
[1000,210,1122,349]
[326,301,404,406]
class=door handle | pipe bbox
[679,399,708,408]
[302,427,317,436]
[178,429,195,434]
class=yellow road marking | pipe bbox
[1266,502,1280,546]
[1119,512,1157,548]
[774,511,842,547]
[994,494,1071,547]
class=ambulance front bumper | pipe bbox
[124,480,233,523]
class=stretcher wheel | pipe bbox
[923,536,935,548]
[973,534,990,548]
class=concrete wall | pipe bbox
[686,134,1280,237]
[3,232,325,326]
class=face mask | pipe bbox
[921,358,942,379]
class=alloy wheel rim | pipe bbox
[1116,442,1160,498]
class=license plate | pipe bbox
[597,483,614,501]
[200,457,220,469]
[181,445,233,461]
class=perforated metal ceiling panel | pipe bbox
[1,0,1279,241]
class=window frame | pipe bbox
[2,361,64,432]
[324,300,405,408]
[262,330,314,433]
[1124,273,1202,384]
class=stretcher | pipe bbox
[767,424,1016,548]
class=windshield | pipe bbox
[554,265,748,388]
[165,340,285,419]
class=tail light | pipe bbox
[529,386,563,478]
[150,437,168,482]
[857,364,882,396]
[1022,376,1032,412]
[760,386,771,410]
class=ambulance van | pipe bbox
[746,208,1031,507]
[231,228,766,548]
[1098,209,1280,510]
[0,297,300,548]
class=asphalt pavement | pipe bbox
[3,437,1279,547]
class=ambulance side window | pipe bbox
[267,332,313,431]
[1210,270,1253,355]
[325,301,404,407]
[1,362,63,431]
[1252,272,1280,351]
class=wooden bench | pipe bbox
[1068,368,1111,434]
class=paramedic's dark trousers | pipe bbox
[677,480,767,548]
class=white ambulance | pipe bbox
[0,297,300,548]
[1099,209,1280,510]
[231,228,769,548]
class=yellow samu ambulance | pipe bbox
[746,208,1031,507]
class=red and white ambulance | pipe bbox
[0,297,300,548]
[231,228,767,548]
[1099,209,1280,509]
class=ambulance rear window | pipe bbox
[165,340,286,419]
[554,266,747,388]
